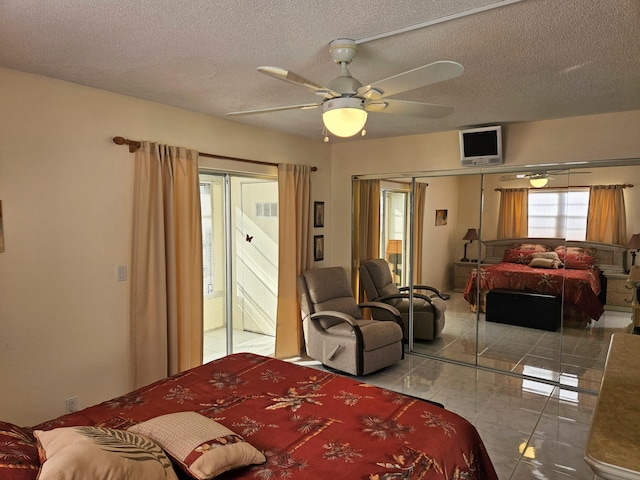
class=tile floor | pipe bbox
[204,292,631,479]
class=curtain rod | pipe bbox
[495,184,633,191]
[113,136,317,172]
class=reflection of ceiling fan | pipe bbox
[499,170,591,187]
[226,38,464,139]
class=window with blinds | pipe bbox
[528,188,589,240]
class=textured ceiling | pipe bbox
[1,0,639,142]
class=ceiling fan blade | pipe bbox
[258,66,339,98]
[366,99,454,118]
[226,103,321,116]
[358,61,464,99]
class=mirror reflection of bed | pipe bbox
[352,162,639,391]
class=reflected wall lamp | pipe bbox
[461,228,479,262]
[529,174,549,188]
[627,233,640,268]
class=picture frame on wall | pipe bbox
[314,201,325,228]
[435,209,448,226]
[314,235,324,261]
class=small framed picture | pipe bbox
[314,201,325,228]
[313,235,324,261]
[435,209,448,226]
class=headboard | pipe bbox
[482,238,627,274]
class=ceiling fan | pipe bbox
[225,38,464,139]
[499,170,591,188]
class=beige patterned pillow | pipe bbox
[129,412,266,479]
[34,426,179,480]
[529,257,562,269]
[531,251,562,262]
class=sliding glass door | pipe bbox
[200,173,278,362]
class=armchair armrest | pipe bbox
[379,292,435,306]
[399,285,450,300]
[358,301,402,320]
[309,311,360,328]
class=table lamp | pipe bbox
[461,228,478,262]
[628,265,640,305]
[627,234,640,269]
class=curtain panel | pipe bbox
[275,164,312,358]
[130,142,203,389]
[413,182,427,284]
[586,185,628,244]
[352,179,381,301]
[497,188,529,239]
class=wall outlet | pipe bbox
[65,396,78,413]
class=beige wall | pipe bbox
[2,64,640,426]
[0,67,331,425]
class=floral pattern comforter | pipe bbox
[18,353,498,479]
[463,262,604,320]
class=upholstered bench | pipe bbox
[485,289,561,331]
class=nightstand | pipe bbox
[454,261,476,292]
[603,273,634,311]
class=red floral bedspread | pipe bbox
[28,353,497,480]
[463,262,604,320]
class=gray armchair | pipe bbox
[359,259,447,341]
[297,266,404,376]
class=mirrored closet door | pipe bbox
[353,160,640,391]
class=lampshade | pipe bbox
[463,228,478,241]
[529,177,549,188]
[322,97,367,137]
[627,234,640,250]
[628,265,640,283]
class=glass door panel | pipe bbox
[201,173,277,362]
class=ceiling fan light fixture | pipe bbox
[322,97,367,137]
[529,176,549,188]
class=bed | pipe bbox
[2,353,498,480]
[463,241,605,322]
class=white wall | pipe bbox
[0,67,331,425]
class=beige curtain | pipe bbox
[130,142,203,389]
[275,164,312,358]
[352,179,380,300]
[497,188,529,238]
[586,185,627,244]
[412,182,427,283]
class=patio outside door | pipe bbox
[200,173,278,362]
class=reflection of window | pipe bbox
[200,182,215,296]
[380,189,408,285]
[528,188,589,240]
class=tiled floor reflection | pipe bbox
[412,292,631,392]
[295,354,602,479]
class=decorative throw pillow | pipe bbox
[511,243,551,252]
[503,249,533,264]
[554,245,597,256]
[531,251,561,261]
[33,426,179,480]
[563,253,596,270]
[529,257,561,269]
[0,421,39,480]
[128,412,266,479]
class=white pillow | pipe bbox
[128,411,266,479]
[34,426,179,480]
